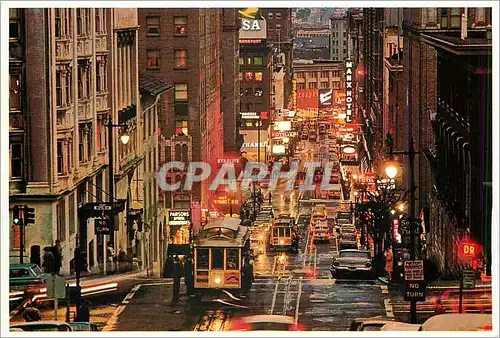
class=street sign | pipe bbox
[462,269,476,289]
[93,203,112,211]
[404,280,426,301]
[404,260,424,281]
[46,275,66,299]
[95,218,113,235]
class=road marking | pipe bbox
[294,277,303,325]
[384,298,395,318]
[270,277,281,315]
[102,284,141,331]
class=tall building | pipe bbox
[260,8,293,108]
[9,8,142,274]
[221,9,241,152]
[138,9,225,212]
[330,9,348,61]
[293,27,331,60]
[402,8,493,277]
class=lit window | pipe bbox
[245,72,254,81]
[254,57,263,65]
[147,49,160,69]
[247,57,253,65]
[254,88,263,97]
[174,84,188,101]
[146,16,160,36]
[255,72,263,82]
[174,49,187,68]
[239,72,243,81]
[276,12,282,20]
[175,120,189,136]
[9,74,21,110]
[174,16,187,36]
[268,13,273,19]
[239,57,244,65]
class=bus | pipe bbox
[191,217,253,296]
[270,218,298,252]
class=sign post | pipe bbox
[404,260,425,317]
[459,269,476,313]
[47,275,66,320]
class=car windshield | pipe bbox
[341,234,356,241]
[11,324,70,331]
[70,323,91,331]
[362,324,384,331]
[340,251,369,259]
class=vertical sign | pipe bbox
[291,79,297,110]
[345,61,353,123]
[318,89,333,108]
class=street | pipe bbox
[106,137,388,331]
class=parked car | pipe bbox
[348,316,395,331]
[380,322,421,331]
[354,319,396,331]
[420,314,492,331]
[69,322,99,331]
[339,233,358,250]
[10,263,48,292]
[331,249,373,279]
[229,315,304,331]
[10,321,73,332]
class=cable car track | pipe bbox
[269,276,304,323]
[193,309,232,331]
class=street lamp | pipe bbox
[384,161,398,180]
[107,118,131,247]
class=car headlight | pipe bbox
[279,240,285,245]
[214,278,221,284]
[333,261,340,267]
[365,262,372,268]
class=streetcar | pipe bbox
[270,218,298,252]
[191,217,253,296]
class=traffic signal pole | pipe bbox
[19,214,24,264]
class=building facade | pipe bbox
[330,9,348,61]
[292,60,344,91]
[138,9,225,212]
[9,8,142,275]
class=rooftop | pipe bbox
[139,74,172,96]
[421,31,492,55]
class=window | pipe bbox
[69,193,75,235]
[77,65,84,99]
[77,9,83,36]
[10,143,23,178]
[226,249,239,270]
[67,139,72,170]
[245,72,254,81]
[96,56,107,93]
[239,57,244,65]
[95,9,106,34]
[57,200,66,242]
[86,127,92,160]
[239,72,243,81]
[174,49,187,69]
[268,13,273,19]
[57,140,64,174]
[254,88,263,97]
[55,9,62,38]
[450,8,461,28]
[254,57,263,66]
[56,71,63,107]
[321,71,329,78]
[308,82,317,89]
[297,83,305,89]
[9,9,20,40]
[174,16,187,36]
[246,57,253,65]
[320,81,329,89]
[146,49,160,69]
[9,74,21,110]
[146,16,160,36]
[440,9,449,28]
[255,72,263,82]
[276,12,282,20]
[245,88,253,96]
[175,120,188,135]
[276,24,282,30]
[196,248,209,269]
[65,71,72,104]
[211,248,224,269]
[79,127,87,163]
[174,84,188,101]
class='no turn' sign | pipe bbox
[404,260,424,281]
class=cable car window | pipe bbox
[284,228,291,237]
[273,227,279,237]
[196,248,209,269]
[226,248,239,270]
[212,248,224,269]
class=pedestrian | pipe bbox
[384,246,394,282]
[42,246,55,274]
[22,307,41,322]
[53,240,63,275]
[172,255,181,302]
[434,299,446,315]
[268,191,272,204]
[75,299,91,322]
[107,242,116,274]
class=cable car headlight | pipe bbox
[214,278,221,284]
[279,240,285,245]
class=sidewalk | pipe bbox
[378,276,492,289]
[62,269,149,286]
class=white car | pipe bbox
[229,315,304,331]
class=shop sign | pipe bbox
[168,209,191,226]
[318,88,333,108]
[239,8,267,40]
[345,60,353,123]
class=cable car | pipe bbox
[191,217,253,296]
[270,218,298,252]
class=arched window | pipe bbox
[181,144,189,163]
[175,144,181,161]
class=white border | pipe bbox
[1,1,498,338]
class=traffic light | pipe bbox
[13,205,23,225]
[25,206,35,225]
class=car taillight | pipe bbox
[229,320,251,331]
[289,324,304,331]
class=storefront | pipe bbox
[168,209,191,245]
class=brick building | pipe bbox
[138,9,225,211]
